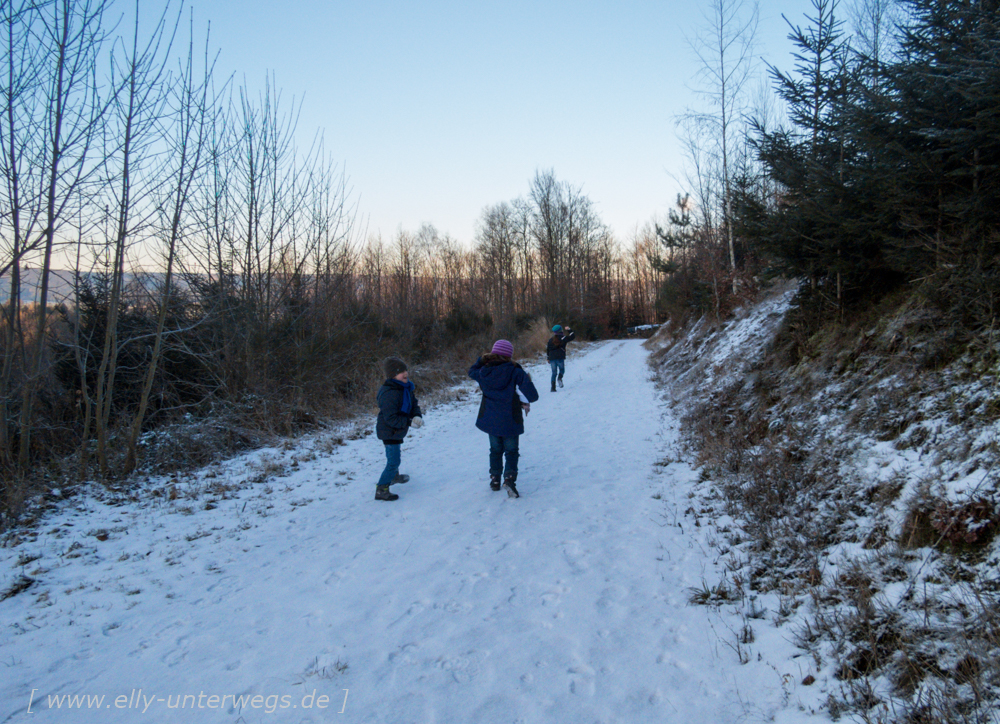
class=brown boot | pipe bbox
[375,485,399,501]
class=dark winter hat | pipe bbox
[384,357,408,379]
[551,324,562,332]
[491,339,514,358]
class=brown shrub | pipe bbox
[518,317,552,359]
[931,497,1000,547]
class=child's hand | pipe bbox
[410,416,424,428]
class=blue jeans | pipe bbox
[550,359,565,385]
[488,434,519,479]
[378,443,401,487]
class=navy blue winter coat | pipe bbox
[546,330,576,361]
[376,379,422,443]
[468,354,540,437]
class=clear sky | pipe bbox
[177,0,809,245]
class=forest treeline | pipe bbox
[3,0,998,510]
[664,0,1000,720]
[658,0,999,335]
[0,1,665,505]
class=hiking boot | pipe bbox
[375,485,399,501]
[490,474,502,492]
[558,377,564,388]
[391,474,410,485]
[502,475,519,498]
[550,382,557,392]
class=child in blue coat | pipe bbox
[374,357,423,501]
[546,324,576,391]
[468,340,539,497]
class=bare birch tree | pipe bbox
[0,0,44,468]
[89,0,184,477]
[684,0,759,273]
[18,0,109,468]
[122,13,215,475]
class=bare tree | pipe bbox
[847,0,901,88]
[122,12,215,475]
[530,169,566,314]
[89,0,184,477]
[18,0,110,468]
[0,0,44,468]
[476,201,520,320]
[684,0,760,274]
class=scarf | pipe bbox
[400,380,415,414]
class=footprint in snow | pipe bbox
[540,582,570,606]
[595,585,627,611]
[561,541,589,573]
[388,642,420,665]
[438,652,480,683]
[437,600,473,615]
[568,663,596,696]
[162,647,188,667]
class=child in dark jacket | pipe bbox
[546,324,576,391]
[374,357,423,501]
[468,339,539,498]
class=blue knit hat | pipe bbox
[551,324,562,332]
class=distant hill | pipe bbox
[0,268,77,305]
[0,269,166,305]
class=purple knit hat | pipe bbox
[491,339,514,358]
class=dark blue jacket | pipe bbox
[376,379,422,443]
[469,354,540,437]
[546,330,576,361]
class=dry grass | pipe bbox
[0,323,505,532]
[658,283,1000,724]
[810,573,1000,724]
[519,317,553,358]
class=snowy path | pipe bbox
[2,341,814,723]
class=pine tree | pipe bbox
[873,0,1000,271]
[743,0,882,306]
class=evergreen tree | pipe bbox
[745,0,1000,320]
[738,0,964,308]
[868,0,1000,278]
[743,0,884,304]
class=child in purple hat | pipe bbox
[468,340,539,497]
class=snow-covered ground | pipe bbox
[2,341,822,723]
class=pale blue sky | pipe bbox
[180,0,808,245]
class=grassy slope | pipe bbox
[648,280,1000,724]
